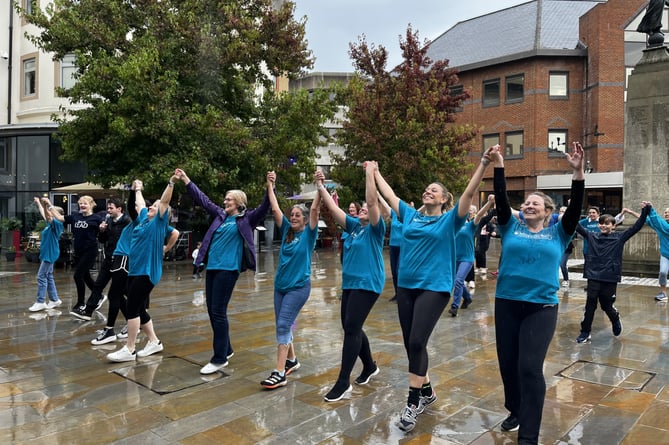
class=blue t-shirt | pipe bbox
[342,214,386,294]
[207,215,243,271]
[40,219,63,263]
[113,222,136,257]
[455,219,477,263]
[397,200,465,293]
[496,218,572,304]
[389,210,402,247]
[128,207,170,285]
[274,215,318,293]
[647,207,669,259]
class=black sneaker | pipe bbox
[323,384,352,402]
[576,331,591,343]
[260,371,287,389]
[389,295,397,302]
[416,390,437,414]
[284,358,300,376]
[612,318,623,337]
[501,414,519,432]
[91,328,116,345]
[461,298,472,309]
[448,306,458,317]
[354,363,379,385]
[70,306,92,321]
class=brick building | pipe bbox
[426,0,653,213]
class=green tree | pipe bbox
[332,26,477,203]
[21,0,335,203]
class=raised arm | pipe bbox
[364,162,381,226]
[132,179,146,214]
[158,174,177,217]
[309,174,321,230]
[315,171,347,227]
[266,171,283,229]
[489,145,511,226]
[34,196,46,221]
[377,191,392,220]
[371,162,401,215]
[473,194,495,225]
[458,147,494,218]
[560,142,586,235]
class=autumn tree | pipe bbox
[332,26,477,203]
[21,0,336,203]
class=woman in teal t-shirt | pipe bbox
[260,171,321,390]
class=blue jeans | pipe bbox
[205,269,238,364]
[451,261,473,308]
[36,261,59,303]
[659,255,669,287]
[274,282,311,344]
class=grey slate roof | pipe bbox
[426,0,604,70]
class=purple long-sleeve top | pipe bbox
[186,182,270,271]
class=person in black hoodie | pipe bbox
[575,202,651,343]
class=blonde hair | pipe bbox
[226,190,248,212]
[526,191,555,226]
[78,195,96,209]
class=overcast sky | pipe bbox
[293,0,528,72]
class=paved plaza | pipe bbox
[1,244,668,444]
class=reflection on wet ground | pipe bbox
[0,246,668,444]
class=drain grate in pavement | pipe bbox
[112,356,226,395]
[558,360,655,391]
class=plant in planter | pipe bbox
[0,217,23,255]
[25,246,40,263]
[4,245,16,261]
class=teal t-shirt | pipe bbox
[496,218,571,304]
[647,207,669,259]
[128,207,170,285]
[455,219,477,262]
[342,214,386,294]
[389,210,402,247]
[40,219,63,263]
[397,200,465,293]
[274,215,317,293]
[207,215,242,271]
[112,222,136,257]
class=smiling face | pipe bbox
[289,205,308,231]
[348,202,359,217]
[147,199,160,219]
[664,208,669,222]
[357,204,369,224]
[588,207,600,221]
[223,193,239,215]
[422,183,448,209]
[77,196,95,216]
[520,193,549,225]
[598,219,615,235]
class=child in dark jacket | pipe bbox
[574,202,650,343]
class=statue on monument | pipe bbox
[637,0,669,47]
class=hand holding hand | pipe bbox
[266,171,276,185]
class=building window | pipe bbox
[482,79,500,107]
[505,132,523,157]
[25,0,33,15]
[482,133,500,154]
[548,130,568,154]
[505,74,524,103]
[549,72,568,98]
[450,85,464,112]
[60,53,77,89]
[22,57,37,98]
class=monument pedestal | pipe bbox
[622,46,669,274]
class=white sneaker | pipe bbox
[137,340,163,357]
[47,299,63,309]
[200,361,229,375]
[95,294,107,311]
[28,302,48,312]
[467,281,476,289]
[561,280,570,288]
[107,345,136,362]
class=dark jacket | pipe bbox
[98,213,132,258]
[575,205,650,283]
[186,182,270,271]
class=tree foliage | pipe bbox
[331,26,477,204]
[22,0,336,203]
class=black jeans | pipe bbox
[495,298,558,445]
[396,287,450,376]
[581,280,619,334]
[205,269,239,364]
[72,248,98,307]
[334,289,379,384]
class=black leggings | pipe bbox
[72,248,98,307]
[106,268,128,328]
[396,287,450,376]
[126,275,153,325]
[495,298,558,445]
[335,289,379,384]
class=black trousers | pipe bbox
[580,280,619,334]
